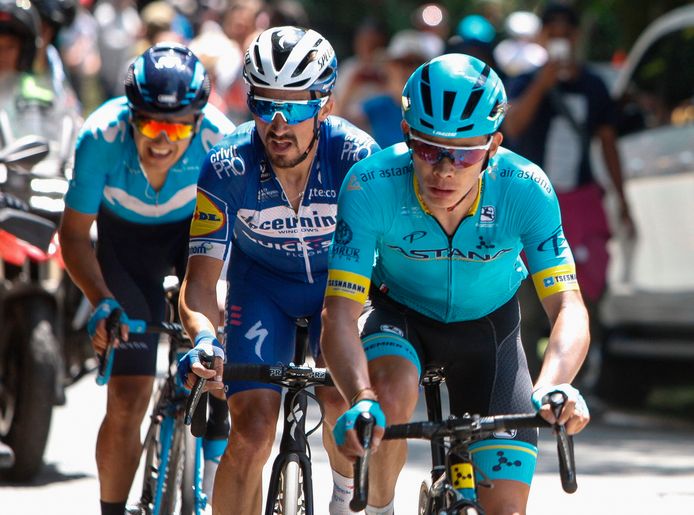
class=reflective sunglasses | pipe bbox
[407,132,493,168]
[132,116,196,142]
[247,95,329,125]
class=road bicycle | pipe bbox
[97,285,209,515]
[186,318,332,515]
[352,367,577,514]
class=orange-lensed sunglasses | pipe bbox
[132,116,196,142]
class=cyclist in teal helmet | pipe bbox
[322,53,590,514]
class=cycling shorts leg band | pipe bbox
[362,333,422,377]
[469,438,538,485]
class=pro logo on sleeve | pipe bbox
[190,191,225,237]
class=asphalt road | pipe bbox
[2,369,694,515]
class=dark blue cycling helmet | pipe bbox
[402,53,507,138]
[125,42,210,116]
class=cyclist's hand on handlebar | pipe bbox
[333,399,386,459]
[177,330,225,392]
[532,383,590,435]
[87,298,129,353]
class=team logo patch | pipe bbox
[480,205,496,223]
[190,191,225,237]
[334,220,353,245]
[379,324,404,337]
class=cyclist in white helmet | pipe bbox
[178,26,380,514]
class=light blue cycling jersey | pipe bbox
[65,97,235,224]
[188,116,380,284]
[325,143,579,322]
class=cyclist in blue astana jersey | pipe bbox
[59,43,235,515]
[321,54,591,515]
[178,26,380,515]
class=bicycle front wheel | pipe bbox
[161,419,196,515]
[267,454,305,515]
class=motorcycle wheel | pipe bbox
[0,300,59,481]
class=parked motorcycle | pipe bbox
[0,136,63,481]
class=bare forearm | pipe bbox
[179,278,220,338]
[320,309,371,404]
[60,235,111,306]
[504,78,550,138]
[536,298,590,387]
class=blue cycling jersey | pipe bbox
[325,143,580,323]
[65,96,235,224]
[189,116,381,283]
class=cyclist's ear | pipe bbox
[488,131,503,157]
[318,94,334,122]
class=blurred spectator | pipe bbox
[355,29,441,148]
[133,0,183,56]
[221,0,263,51]
[188,22,243,115]
[494,10,546,79]
[503,2,634,380]
[60,0,103,113]
[220,0,265,123]
[333,17,387,121]
[94,0,141,99]
[446,14,499,73]
[266,0,308,28]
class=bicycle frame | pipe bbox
[264,319,317,515]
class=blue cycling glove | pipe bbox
[177,330,225,388]
[531,383,589,417]
[333,399,386,446]
[87,298,128,339]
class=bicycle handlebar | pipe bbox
[350,413,375,512]
[183,358,334,432]
[95,319,187,386]
[375,393,578,496]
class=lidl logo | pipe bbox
[190,191,225,237]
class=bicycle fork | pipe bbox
[265,386,314,515]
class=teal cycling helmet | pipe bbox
[402,53,506,138]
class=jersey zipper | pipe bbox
[275,175,314,284]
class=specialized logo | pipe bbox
[190,191,225,237]
[245,320,268,360]
[287,403,304,440]
[334,220,353,245]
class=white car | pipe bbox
[593,4,694,406]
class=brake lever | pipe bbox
[548,391,578,493]
[184,349,215,437]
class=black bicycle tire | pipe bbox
[139,418,162,515]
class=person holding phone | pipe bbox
[502,2,634,380]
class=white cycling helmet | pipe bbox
[243,26,338,94]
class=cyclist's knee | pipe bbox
[316,386,347,425]
[370,361,419,424]
[478,479,529,515]
[105,376,153,424]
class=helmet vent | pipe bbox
[461,89,483,120]
[420,119,434,130]
[475,65,491,88]
[286,78,311,88]
[420,83,433,117]
[250,72,270,86]
[253,45,264,75]
[442,91,456,121]
[293,50,316,78]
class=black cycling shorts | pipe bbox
[96,207,189,376]
[360,288,537,452]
